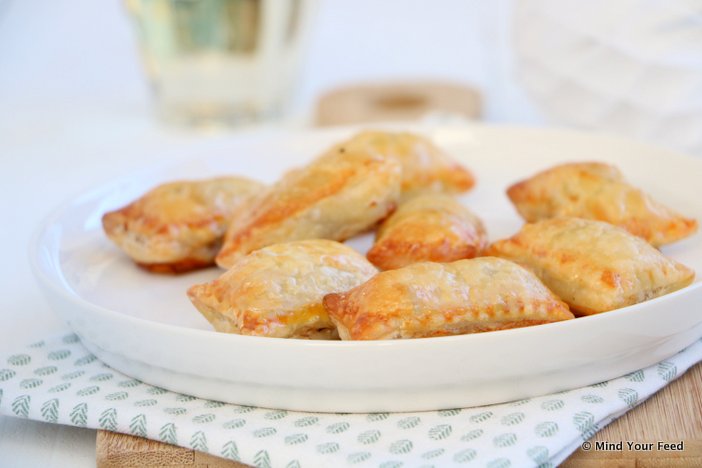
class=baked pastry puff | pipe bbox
[487,217,695,315]
[215,145,402,268]
[188,240,378,339]
[367,193,488,270]
[507,162,698,246]
[337,130,475,199]
[102,177,264,273]
[323,257,573,340]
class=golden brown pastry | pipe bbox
[336,130,475,199]
[215,146,402,269]
[188,240,378,339]
[487,217,695,315]
[507,162,698,246]
[102,177,264,273]
[367,193,488,270]
[323,257,573,340]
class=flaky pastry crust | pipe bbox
[323,257,573,340]
[337,130,475,199]
[487,217,695,315]
[507,162,697,246]
[102,177,264,273]
[215,146,402,268]
[367,193,488,270]
[188,240,377,339]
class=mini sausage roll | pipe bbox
[337,130,475,199]
[323,257,573,340]
[487,217,695,315]
[507,162,698,246]
[188,240,378,339]
[366,193,488,270]
[102,177,264,273]
[215,146,402,268]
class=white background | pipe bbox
[0,0,542,465]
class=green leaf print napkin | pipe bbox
[1,331,701,468]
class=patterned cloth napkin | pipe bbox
[1,331,701,468]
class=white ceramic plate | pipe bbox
[30,125,702,412]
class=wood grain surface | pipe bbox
[315,82,481,126]
[562,362,702,467]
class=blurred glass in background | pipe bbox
[125,0,317,127]
[513,0,702,155]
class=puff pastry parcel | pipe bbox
[487,217,695,315]
[367,193,488,270]
[337,131,475,199]
[216,145,401,268]
[188,240,377,339]
[507,162,698,246]
[323,257,573,340]
[102,177,264,273]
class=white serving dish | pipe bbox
[30,125,702,412]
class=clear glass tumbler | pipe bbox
[125,0,315,127]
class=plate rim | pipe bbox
[28,123,702,349]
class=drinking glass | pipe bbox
[125,0,316,127]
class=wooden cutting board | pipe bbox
[96,85,701,466]
[315,81,482,126]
